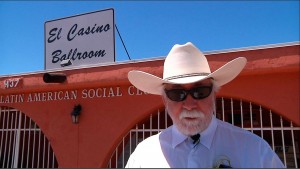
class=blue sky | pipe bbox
[0,1,299,76]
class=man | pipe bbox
[126,42,284,168]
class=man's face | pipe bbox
[163,79,215,136]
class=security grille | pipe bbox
[108,98,299,168]
[0,106,58,168]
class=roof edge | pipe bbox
[203,41,300,55]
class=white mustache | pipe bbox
[179,109,204,119]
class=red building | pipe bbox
[0,42,299,168]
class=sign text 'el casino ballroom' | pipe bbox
[45,8,115,70]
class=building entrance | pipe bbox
[0,106,58,168]
[108,98,299,168]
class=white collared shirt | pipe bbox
[125,116,285,168]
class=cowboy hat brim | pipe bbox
[128,57,247,95]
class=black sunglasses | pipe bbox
[164,85,213,102]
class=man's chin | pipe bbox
[176,124,202,136]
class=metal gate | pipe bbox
[0,106,58,168]
[108,97,299,168]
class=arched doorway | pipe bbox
[108,98,299,168]
[0,106,58,168]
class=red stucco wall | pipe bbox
[0,44,299,167]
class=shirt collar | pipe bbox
[171,115,218,149]
[171,125,188,148]
[200,115,218,149]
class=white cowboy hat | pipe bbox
[128,42,247,95]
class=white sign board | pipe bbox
[44,8,115,70]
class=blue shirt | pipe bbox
[125,116,285,168]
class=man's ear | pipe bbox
[161,94,167,105]
[161,95,169,115]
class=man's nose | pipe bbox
[182,94,197,110]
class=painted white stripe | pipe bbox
[290,122,298,168]
[280,116,287,167]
